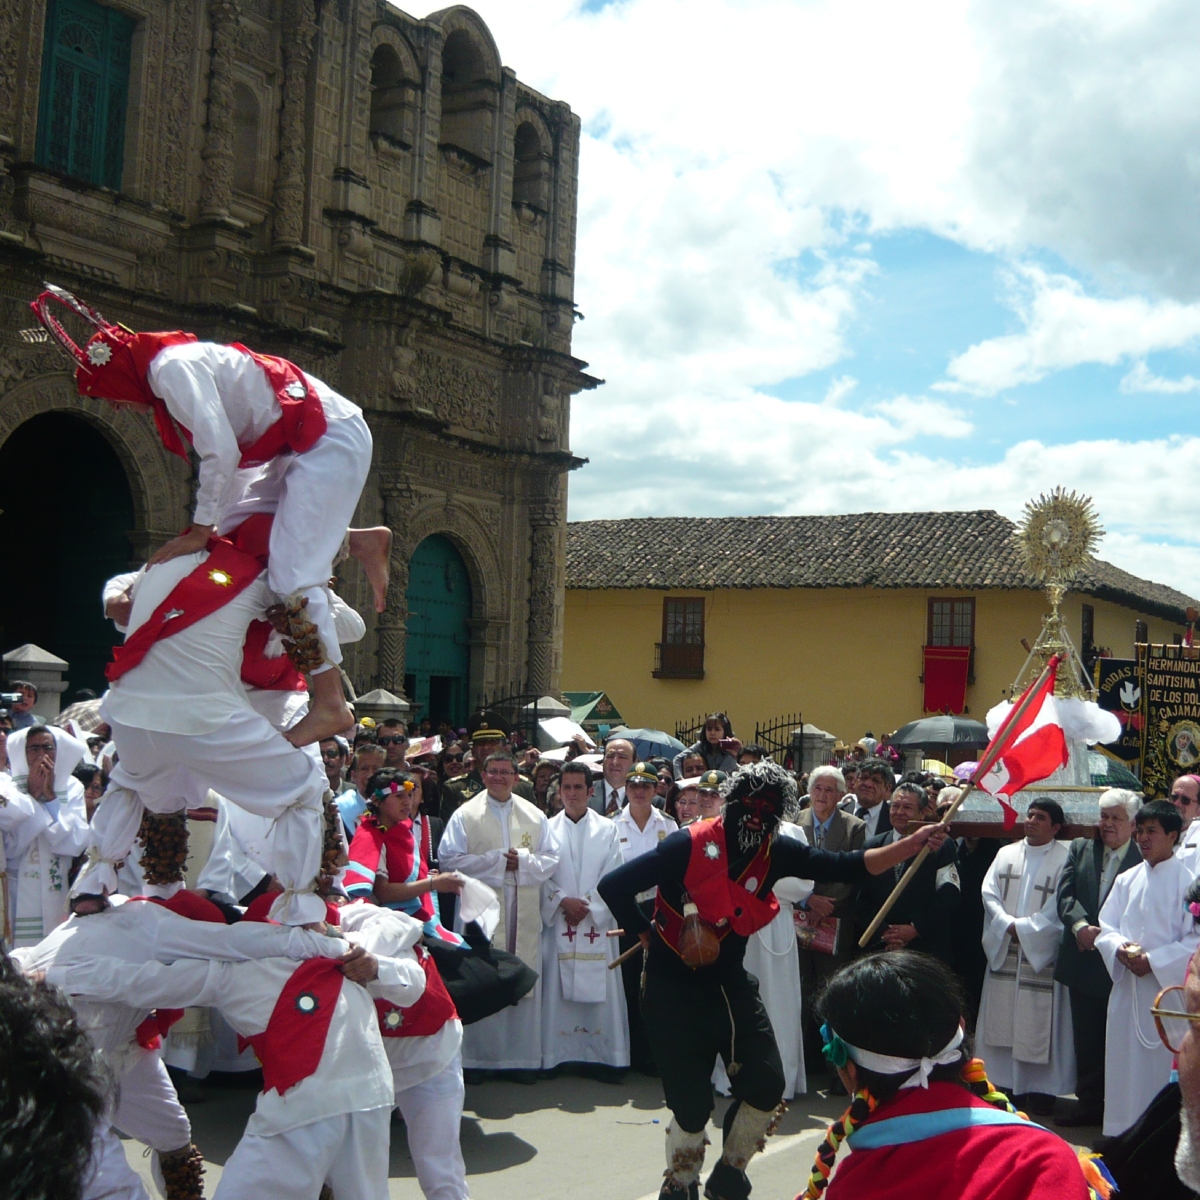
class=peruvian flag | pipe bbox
[973,657,1069,829]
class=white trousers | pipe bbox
[213,1107,390,1200]
[395,1055,469,1200]
[113,1048,191,1154]
[217,414,373,667]
[105,709,326,924]
[83,1124,150,1200]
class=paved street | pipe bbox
[120,1069,1099,1200]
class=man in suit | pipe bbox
[1053,787,1142,1126]
[856,781,960,963]
[795,765,866,1076]
[591,737,635,815]
[851,758,894,838]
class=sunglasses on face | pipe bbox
[443,755,464,763]
[321,749,344,760]
[376,736,405,746]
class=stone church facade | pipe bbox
[0,0,594,712]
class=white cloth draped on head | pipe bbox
[8,725,90,790]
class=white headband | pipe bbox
[842,1025,964,1090]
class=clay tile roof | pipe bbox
[565,511,1198,623]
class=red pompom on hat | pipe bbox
[29,283,195,411]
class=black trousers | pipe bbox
[1069,987,1109,1107]
[642,966,784,1134]
[619,935,658,1073]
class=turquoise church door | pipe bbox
[404,535,472,728]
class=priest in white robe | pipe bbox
[441,751,559,1072]
[714,819,812,1100]
[540,761,629,1070]
[1098,799,1200,1136]
[4,725,91,946]
[975,799,1076,1107]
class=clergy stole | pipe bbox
[456,795,545,970]
[13,831,71,947]
[983,839,1069,1064]
[551,815,610,1004]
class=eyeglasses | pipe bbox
[443,755,464,763]
[320,749,344,760]
[376,736,405,746]
[1170,793,1199,805]
[1150,985,1200,1053]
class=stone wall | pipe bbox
[0,0,595,699]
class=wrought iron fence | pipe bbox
[478,687,546,749]
[752,712,804,762]
[674,714,707,746]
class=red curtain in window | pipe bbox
[923,646,971,713]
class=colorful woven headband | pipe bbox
[373,779,415,797]
[821,1023,964,1090]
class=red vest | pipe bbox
[652,818,779,963]
[375,944,458,1039]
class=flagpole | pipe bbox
[857,656,1060,950]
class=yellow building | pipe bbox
[562,511,1195,745]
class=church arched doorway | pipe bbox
[404,535,472,729]
[0,412,135,696]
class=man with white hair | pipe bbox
[794,766,864,1073]
[1053,788,1142,1126]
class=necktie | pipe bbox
[815,823,826,850]
[606,787,619,817]
[856,807,869,821]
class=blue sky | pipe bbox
[473,0,1200,594]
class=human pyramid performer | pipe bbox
[26,283,393,925]
[29,282,391,747]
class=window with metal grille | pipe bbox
[35,0,133,191]
[656,598,705,678]
[927,598,975,648]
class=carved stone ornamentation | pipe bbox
[537,377,561,444]
[273,0,317,248]
[199,1,243,219]
[411,353,501,435]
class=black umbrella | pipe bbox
[889,715,990,749]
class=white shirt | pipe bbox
[613,806,679,902]
[148,342,360,528]
[104,552,270,735]
[857,801,886,839]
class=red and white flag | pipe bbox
[974,657,1069,829]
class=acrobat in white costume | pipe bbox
[29,284,389,743]
[340,903,471,1200]
[73,546,329,924]
[44,902,425,1200]
[12,892,343,1200]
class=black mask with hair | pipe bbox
[720,762,796,854]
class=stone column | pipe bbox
[198,0,241,220]
[273,0,317,249]
[526,474,566,695]
[376,485,412,695]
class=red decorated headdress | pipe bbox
[29,283,197,414]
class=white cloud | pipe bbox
[460,0,1200,597]
[1121,361,1200,395]
[937,266,1200,395]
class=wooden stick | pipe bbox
[857,658,1058,950]
[609,940,645,970]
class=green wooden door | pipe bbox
[404,536,471,727]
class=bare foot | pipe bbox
[347,527,393,613]
[285,697,355,747]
